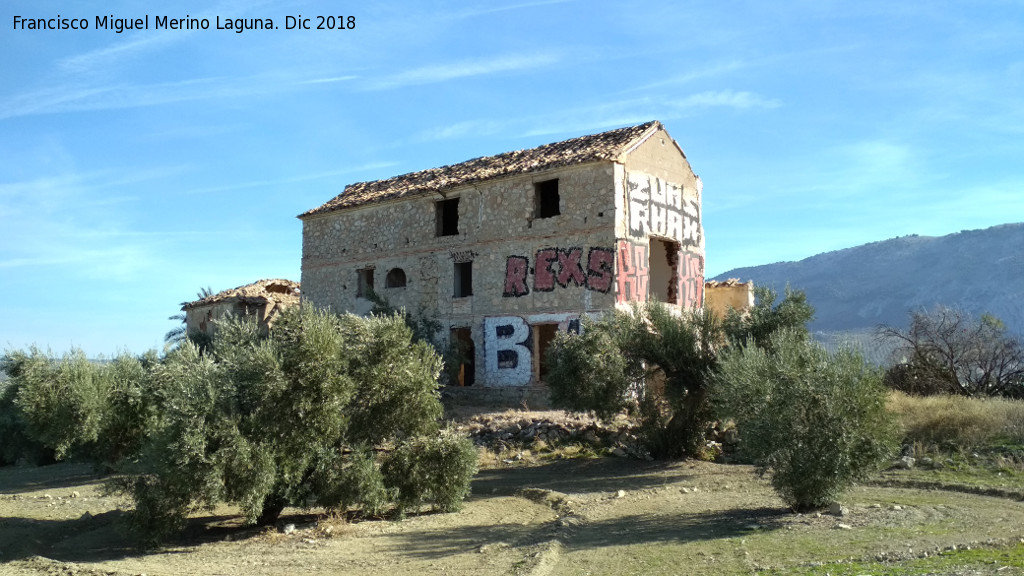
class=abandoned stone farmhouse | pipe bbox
[299,121,706,394]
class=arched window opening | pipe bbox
[385,268,407,288]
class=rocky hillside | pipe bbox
[714,223,1024,335]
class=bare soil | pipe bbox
[2,442,1023,574]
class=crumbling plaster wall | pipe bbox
[615,128,706,308]
[301,162,622,387]
[185,300,266,338]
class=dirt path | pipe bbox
[2,459,1023,575]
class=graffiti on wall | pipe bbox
[483,313,582,387]
[616,240,705,307]
[616,240,649,304]
[678,252,705,308]
[503,247,614,297]
[627,172,702,247]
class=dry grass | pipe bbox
[888,391,1024,449]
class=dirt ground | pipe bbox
[2,454,1024,576]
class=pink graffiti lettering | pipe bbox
[585,248,614,293]
[616,240,649,304]
[556,248,586,288]
[534,248,558,292]
[679,252,705,308]
[503,256,530,297]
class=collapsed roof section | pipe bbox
[300,120,669,218]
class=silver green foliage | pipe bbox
[716,330,898,511]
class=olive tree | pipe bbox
[716,331,897,511]
[546,303,719,458]
[123,305,476,545]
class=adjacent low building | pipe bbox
[183,278,301,339]
[299,121,705,398]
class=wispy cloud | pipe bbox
[183,162,400,195]
[412,120,506,142]
[302,75,360,85]
[363,53,558,91]
[672,90,782,110]
[0,169,186,279]
[0,74,301,120]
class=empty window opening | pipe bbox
[454,261,473,297]
[534,179,560,218]
[357,268,375,298]
[533,323,559,382]
[649,238,680,304]
[436,198,460,236]
[385,268,407,288]
[450,327,475,386]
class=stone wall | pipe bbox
[301,128,706,390]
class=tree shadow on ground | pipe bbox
[380,505,791,561]
[471,458,721,497]
[0,463,100,495]
[0,508,320,565]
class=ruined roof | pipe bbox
[704,278,752,288]
[301,120,663,218]
[182,279,301,310]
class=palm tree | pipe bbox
[164,286,214,352]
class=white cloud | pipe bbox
[672,90,782,110]
[363,53,558,91]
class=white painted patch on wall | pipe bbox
[483,316,532,386]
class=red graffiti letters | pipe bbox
[534,248,558,292]
[616,240,649,304]
[556,248,586,288]
[503,247,616,297]
[503,256,530,297]
[679,251,705,308]
[586,247,614,293]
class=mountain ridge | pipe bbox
[713,222,1024,334]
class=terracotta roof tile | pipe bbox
[300,120,661,218]
[182,279,301,310]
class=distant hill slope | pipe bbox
[714,223,1024,334]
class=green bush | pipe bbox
[722,286,815,352]
[382,427,479,515]
[0,371,50,465]
[717,331,897,511]
[545,311,643,421]
[0,347,109,462]
[122,306,476,545]
[546,303,719,458]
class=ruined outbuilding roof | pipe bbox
[301,120,665,218]
[704,278,751,288]
[182,279,301,310]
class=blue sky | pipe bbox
[2,0,1022,357]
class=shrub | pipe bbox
[1,347,109,461]
[546,303,719,458]
[545,311,643,421]
[717,330,897,511]
[722,286,815,352]
[0,372,49,465]
[382,427,479,515]
[122,306,476,545]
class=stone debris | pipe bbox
[828,502,848,516]
[458,411,652,460]
[895,456,916,469]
